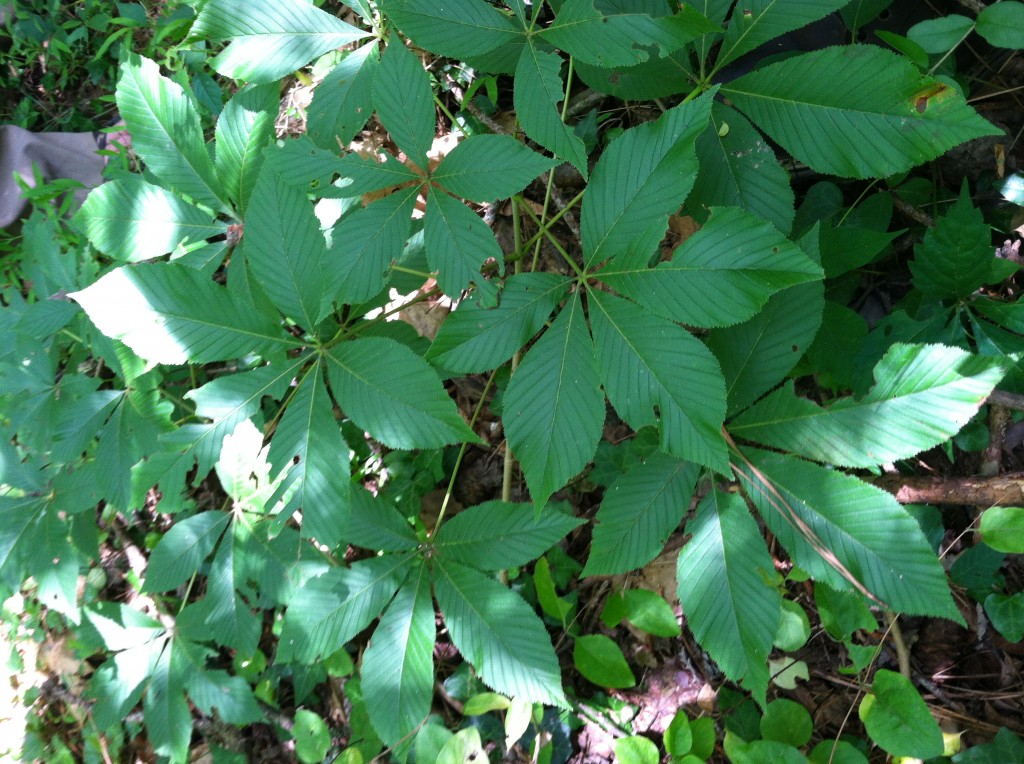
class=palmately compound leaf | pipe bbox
[540,0,719,68]
[325,337,478,450]
[307,42,380,151]
[434,557,568,707]
[722,46,1002,179]
[514,45,589,177]
[677,490,780,706]
[434,501,584,570]
[214,83,279,215]
[424,187,503,305]
[736,448,961,622]
[599,206,822,328]
[582,91,714,269]
[690,101,795,235]
[584,453,699,577]
[589,290,729,473]
[713,0,850,70]
[432,135,558,202]
[69,263,296,364]
[190,0,369,84]
[363,562,436,748]
[504,292,604,509]
[74,177,225,262]
[426,272,570,374]
[116,52,227,212]
[278,554,414,663]
[910,182,998,300]
[730,343,1005,468]
[376,37,436,169]
[266,360,351,547]
[244,163,328,329]
[382,0,522,60]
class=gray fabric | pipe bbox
[0,125,105,228]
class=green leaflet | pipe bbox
[582,91,713,269]
[730,343,1004,467]
[736,449,961,621]
[144,638,192,761]
[504,292,604,509]
[260,136,347,194]
[376,38,436,169]
[142,511,230,592]
[334,153,422,197]
[677,490,779,706]
[363,562,435,748]
[583,453,699,577]
[910,183,1000,299]
[201,526,261,655]
[574,50,694,100]
[245,163,329,328]
[690,102,795,235]
[573,634,635,688]
[426,272,570,373]
[425,188,503,306]
[433,557,567,707]
[214,83,278,215]
[908,15,975,54]
[116,53,228,212]
[976,2,1024,49]
[599,206,822,328]
[74,178,225,262]
[133,363,298,513]
[432,134,558,202]
[307,42,380,151]
[589,290,729,473]
[859,670,944,759]
[214,418,285,515]
[345,489,419,552]
[190,0,369,84]
[705,227,824,415]
[266,360,352,547]
[325,337,478,450]
[382,0,522,60]
[713,0,849,70]
[278,554,414,663]
[540,0,719,68]
[722,46,1002,179]
[93,388,172,510]
[514,45,589,177]
[433,501,584,570]
[69,263,297,364]
[185,668,262,727]
[328,186,418,305]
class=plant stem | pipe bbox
[430,369,497,537]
